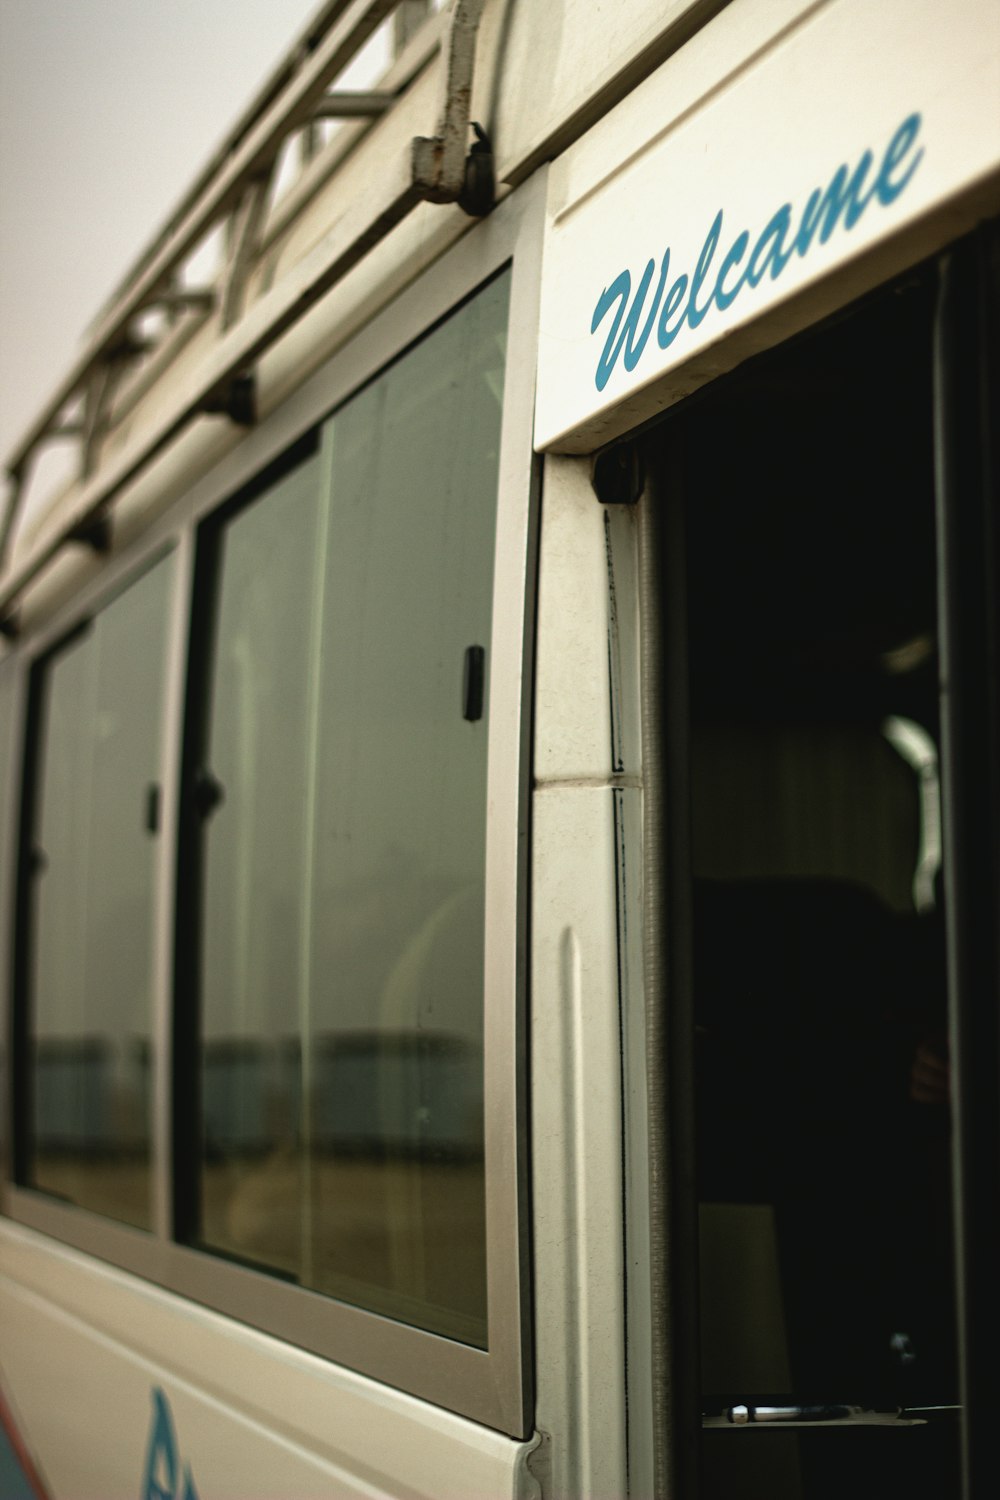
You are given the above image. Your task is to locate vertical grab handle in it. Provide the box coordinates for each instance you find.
[145,783,161,835]
[463,645,485,722]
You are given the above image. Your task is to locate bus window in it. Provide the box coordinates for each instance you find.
[181,270,510,1347]
[663,276,961,1499]
[17,552,175,1230]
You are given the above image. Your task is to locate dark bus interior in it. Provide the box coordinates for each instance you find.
[659,266,980,1499]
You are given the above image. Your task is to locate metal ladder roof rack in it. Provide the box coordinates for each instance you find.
[0,0,492,628]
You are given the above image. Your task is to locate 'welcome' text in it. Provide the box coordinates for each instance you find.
[590,113,924,391]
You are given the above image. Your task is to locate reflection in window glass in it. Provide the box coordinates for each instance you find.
[197,447,322,1279]
[24,553,175,1229]
[196,271,511,1345]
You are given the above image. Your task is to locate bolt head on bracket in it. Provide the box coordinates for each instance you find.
[458,123,494,217]
[413,121,494,215]
[67,514,112,553]
[203,373,256,427]
[592,442,644,505]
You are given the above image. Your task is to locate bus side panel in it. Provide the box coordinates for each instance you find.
[0,1222,528,1500]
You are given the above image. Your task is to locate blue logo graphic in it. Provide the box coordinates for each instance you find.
[590,112,924,391]
[142,1388,200,1500]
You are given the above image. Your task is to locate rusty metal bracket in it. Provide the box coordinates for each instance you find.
[411,0,486,204]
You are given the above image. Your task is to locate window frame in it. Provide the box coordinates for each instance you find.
[1,172,545,1438]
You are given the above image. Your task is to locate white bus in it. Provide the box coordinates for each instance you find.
[1,2,998,1497]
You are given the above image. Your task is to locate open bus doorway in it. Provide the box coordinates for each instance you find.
[642,231,999,1500]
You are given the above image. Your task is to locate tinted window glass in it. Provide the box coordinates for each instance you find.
[193,272,510,1345]
[23,553,174,1228]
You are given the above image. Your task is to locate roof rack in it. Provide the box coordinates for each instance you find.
[0,0,493,628]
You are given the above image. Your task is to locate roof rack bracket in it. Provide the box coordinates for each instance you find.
[82,359,129,480]
[222,172,275,331]
[67,513,111,553]
[411,0,487,204]
[312,90,395,119]
[203,372,256,428]
[151,286,217,317]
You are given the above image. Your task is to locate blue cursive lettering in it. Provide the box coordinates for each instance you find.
[713,230,750,309]
[793,150,875,256]
[746,203,794,287]
[657,272,689,348]
[143,1388,200,1500]
[591,249,671,391]
[874,113,924,204]
[590,111,924,390]
[687,210,724,328]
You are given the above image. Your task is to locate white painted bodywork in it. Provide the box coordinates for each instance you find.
[530,457,649,1500]
[2,0,999,1495]
[0,1221,534,1500]
[536,0,1000,451]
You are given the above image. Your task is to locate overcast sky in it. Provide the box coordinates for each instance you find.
[0,0,326,475]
